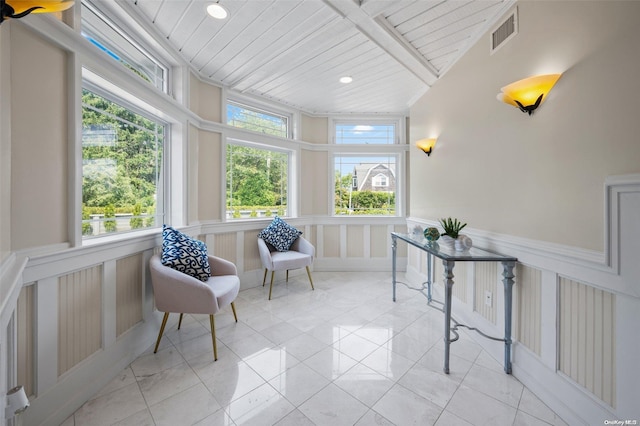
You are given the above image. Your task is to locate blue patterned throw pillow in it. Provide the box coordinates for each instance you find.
[161,225,211,282]
[258,216,302,252]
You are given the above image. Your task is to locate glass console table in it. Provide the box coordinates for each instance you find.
[391,232,517,374]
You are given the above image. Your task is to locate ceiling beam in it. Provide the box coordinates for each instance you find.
[322,0,439,86]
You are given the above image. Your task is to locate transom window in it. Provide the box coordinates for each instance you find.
[81,87,165,237]
[226,142,289,219]
[81,1,168,92]
[227,101,289,138]
[334,122,397,144]
[334,155,397,216]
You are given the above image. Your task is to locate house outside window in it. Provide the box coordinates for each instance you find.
[332,117,403,216]
[334,155,397,216]
[81,87,165,237]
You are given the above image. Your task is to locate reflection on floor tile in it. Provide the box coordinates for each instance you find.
[68,272,564,426]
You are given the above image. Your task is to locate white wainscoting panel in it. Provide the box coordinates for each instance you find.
[558,276,616,408]
[515,263,541,356]
[452,262,468,304]
[58,265,103,376]
[474,262,497,324]
[346,225,365,258]
[213,233,237,265]
[116,254,143,337]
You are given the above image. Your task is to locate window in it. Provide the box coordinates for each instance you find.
[81,1,168,92]
[226,142,289,219]
[227,101,289,138]
[334,122,397,144]
[82,88,165,237]
[334,155,397,216]
[372,174,388,187]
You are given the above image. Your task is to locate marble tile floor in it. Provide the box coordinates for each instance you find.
[63,271,567,426]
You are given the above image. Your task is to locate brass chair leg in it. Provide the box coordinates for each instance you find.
[286,270,289,282]
[154,312,169,353]
[306,266,315,291]
[231,302,238,322]
[269,271,275,300]
[262,268,268,286]
[209,314,218,361]
[178,313,184,330]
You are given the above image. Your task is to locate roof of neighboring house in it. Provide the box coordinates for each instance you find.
[354,163,396,190]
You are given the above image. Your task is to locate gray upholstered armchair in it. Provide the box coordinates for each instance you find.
[149,254,239,360]
[258,236,315,300]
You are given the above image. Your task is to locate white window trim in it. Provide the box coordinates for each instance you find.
[330,152,404,217]
[225,90,298,140]
[81,0,170,94]
[224,137,298,220]
[80,74,171,242]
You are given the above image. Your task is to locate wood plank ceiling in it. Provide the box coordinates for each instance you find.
[126,0,513,114]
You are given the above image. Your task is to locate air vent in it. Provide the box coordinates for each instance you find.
[490,8,518,54]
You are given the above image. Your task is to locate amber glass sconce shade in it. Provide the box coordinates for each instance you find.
[497,74,561,115]
[416,138,437,156]
[1,0,74,24]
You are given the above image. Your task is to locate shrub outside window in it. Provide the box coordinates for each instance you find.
[82,88,165,237]
[334,155,397,216]
[226,142,289,220]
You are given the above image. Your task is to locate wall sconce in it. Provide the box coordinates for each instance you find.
[497,73,561,115]
[4,386,29,419]
[416,138,437,156]
[0,0,74,25]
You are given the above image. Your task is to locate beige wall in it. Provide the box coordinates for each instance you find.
[187,124,199,224]
[301,114,328,144]
[189,72,222,122]
[198,129,222,221]
[0,27,10,259]
[300,149,329,216]
[409,1,640,251]
[10,25,69,250]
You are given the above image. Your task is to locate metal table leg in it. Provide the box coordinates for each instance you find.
[442,260,455,374]
[426,253,432,302]
[392,234,397,302]
[502,260,516,374]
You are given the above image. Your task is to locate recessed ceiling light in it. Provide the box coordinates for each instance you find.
[207,3,228,19]
[339,76,353,84]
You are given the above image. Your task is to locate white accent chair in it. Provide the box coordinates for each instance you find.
[149,254,239,360]
[258,236,315,300]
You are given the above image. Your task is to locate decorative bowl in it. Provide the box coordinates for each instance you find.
[423,227,440,242]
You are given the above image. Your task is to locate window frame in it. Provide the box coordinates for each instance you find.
[81,0,170,94]
[80,78,169,240]
[332,152,402,217]
[329,116,405,145]
[225,93,297,140]
[224,138,295,221]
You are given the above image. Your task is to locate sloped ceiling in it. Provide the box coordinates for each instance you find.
[125,0,514,114]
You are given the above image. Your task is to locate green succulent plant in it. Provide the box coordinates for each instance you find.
[439,217,467,239]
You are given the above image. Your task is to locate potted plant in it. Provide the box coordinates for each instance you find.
[439,217,472,250]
